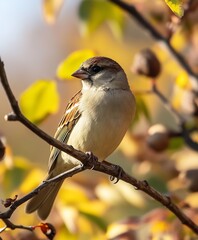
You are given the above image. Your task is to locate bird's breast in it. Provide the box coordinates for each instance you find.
[66,88,135,161]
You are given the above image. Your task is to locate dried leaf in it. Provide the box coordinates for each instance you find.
[1,195,18,208]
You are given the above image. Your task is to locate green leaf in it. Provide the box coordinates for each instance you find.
[80,211,107,232]
[78,0,124,37]
[168,137,184,150]
[57,49,96,80]
[133,96,151,124]
[3,157,31,194]
[164,0,184,18]
[20,80,59,124]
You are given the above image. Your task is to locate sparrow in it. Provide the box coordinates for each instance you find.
[26,56,136,220]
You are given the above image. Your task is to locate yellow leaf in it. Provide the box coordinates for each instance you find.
[56,49,96,80]
[20,80,59,124]
[171,29,187,51]
[20,168,45,193]
[172,72,194,113]
[43,0,63,24]
[175,71,191,89]
[59,183,89,204]
[3,156,32,193]
[185,193,198,208]
[79,0,124,38]
[78,200,107,216]
[164,0,184,18]
[151,220,170,234]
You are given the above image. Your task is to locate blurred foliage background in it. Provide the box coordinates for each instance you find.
[1,0,198,239]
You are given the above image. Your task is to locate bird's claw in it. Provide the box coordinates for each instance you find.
[86,151,98,170]
[110,165,123,184]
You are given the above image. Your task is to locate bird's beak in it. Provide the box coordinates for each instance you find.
[72,68,89,80]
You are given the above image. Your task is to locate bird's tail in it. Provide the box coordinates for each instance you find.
[26,178,64,220]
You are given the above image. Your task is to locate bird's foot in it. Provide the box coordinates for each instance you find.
[86,151,98,170]
[103,161,123,184]
[109,164,124,184]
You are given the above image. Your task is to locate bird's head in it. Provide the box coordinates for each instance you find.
[72,56,130,91]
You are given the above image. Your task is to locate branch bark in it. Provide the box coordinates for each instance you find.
[109,0,198,151]
[108,0,198,91]
[1,58,198,235]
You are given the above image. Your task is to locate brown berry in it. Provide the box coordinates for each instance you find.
[132,48,161,78]
[180,169,198,192]
[146,124,170,152]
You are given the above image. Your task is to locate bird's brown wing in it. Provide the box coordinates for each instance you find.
[48,90,82,172]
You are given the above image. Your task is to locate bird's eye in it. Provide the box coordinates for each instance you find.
[91,65,102,73]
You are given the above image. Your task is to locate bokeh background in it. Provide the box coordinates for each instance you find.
[1,0,198,239]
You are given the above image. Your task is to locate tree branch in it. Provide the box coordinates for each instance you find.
[1,58,198,235]
[0,165,84,219]
[108,0,198,90]
[1,219,33,232]
[135,81,198,151]
[0,60,89,164]
[109,0,198,150]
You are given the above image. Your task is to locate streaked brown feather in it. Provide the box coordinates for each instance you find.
[48,91,82,172]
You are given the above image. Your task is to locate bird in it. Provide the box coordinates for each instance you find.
[26,56,136,220]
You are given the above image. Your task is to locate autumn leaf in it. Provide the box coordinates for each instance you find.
[175,71,191,89]
[79,0,124,37]
[20,80,59,124]
[164,0,184,18]
[56,49,96,80]
[3,157,31,193]
[80,211,107,231]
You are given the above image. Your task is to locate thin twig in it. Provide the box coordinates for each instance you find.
[0,59,198,234]
[0,60,89,164]
[152,83,198,150]
[135,82,198,151]
[0,165,84,219]
[151,82,185,125]
[134,84,184,124]
[2,219,33,232]
[108,0,198,150]
[108,0,198,90]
